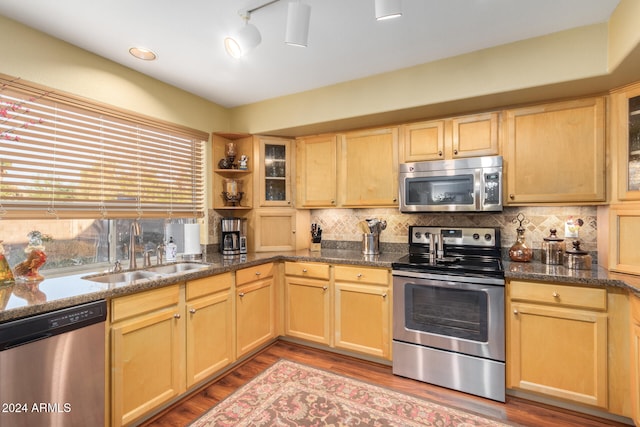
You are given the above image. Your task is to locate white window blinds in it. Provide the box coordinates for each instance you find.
[0,76,207,220]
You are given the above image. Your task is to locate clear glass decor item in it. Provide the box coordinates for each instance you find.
[0,240,15,286]
[509,212,533,262]
[13,230,49,282]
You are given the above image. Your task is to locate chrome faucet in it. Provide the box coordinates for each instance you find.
[129,221,142,270]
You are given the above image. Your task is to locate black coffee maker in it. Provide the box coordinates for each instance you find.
[221,217,244,255]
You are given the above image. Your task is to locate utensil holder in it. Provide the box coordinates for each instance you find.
[362,233,380,255]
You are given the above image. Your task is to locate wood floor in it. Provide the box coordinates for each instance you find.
[140,340,631,427]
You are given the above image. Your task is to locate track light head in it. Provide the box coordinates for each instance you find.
[224,15,262,58]
[375,0,402,21]
[285,1,311,47]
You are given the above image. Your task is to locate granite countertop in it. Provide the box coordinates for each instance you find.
[1,249,639,323]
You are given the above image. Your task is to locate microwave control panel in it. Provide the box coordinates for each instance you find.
[484,173,501,205]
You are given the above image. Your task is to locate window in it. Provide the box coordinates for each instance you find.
[0,74,208,274]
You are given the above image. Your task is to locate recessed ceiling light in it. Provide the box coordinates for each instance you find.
[129,47,157,61]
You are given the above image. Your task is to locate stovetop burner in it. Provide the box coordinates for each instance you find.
[392,226,504,279]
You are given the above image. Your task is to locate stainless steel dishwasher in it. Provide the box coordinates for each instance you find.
[0,300,107,427]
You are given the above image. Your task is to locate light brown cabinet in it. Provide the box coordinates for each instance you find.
[400,112,500,162]
[507,280,608,408]
[334,265,391,359]
[185,273,234,388]
[600,203,640,276]
[503,97,606,204]
[611,82,640,201]
[236,263,277,357]
[339,127,399,207]
[257,136,293,207]
[212,133,254,210]
[110,285,184,426]
[631,294,640,426]
[296,134,338,207]
[284,261,332,345]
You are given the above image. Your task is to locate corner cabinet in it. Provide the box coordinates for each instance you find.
[631,294,640,426]
[507,280,608,409]
[257,136,293,207]
[338,127,399,207]
[611,82,640,201]
[212,133,254,211]
[400,112,500,162]
[503,97,606,204]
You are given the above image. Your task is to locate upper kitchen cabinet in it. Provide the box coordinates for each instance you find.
[611,82,640,201]
[212,133,254,210]
[503,97,606,204]
[296,134,338,208]
[400,112,500,162]
[338,127,399,207]
[256,136,293,207]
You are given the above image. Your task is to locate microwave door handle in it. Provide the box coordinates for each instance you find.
[475,169,482,210]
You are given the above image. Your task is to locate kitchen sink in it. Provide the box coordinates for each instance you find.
[84,270,161,284]
[143,262,210,275]
[82,262,211,284]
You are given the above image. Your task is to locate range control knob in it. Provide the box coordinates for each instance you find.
[484,233,492,241]
[414,232,422,240]
[472,233,480,240]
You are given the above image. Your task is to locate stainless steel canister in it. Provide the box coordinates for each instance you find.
[563,240,592,270]
[541,228,565,265]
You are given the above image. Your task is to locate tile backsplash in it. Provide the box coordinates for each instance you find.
[309,206,597,254]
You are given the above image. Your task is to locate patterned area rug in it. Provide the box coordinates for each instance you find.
[190,359,514,426]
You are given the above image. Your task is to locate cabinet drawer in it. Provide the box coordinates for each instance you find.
[186,272,233,301]
[111,284,180,322]
[334,265,389,285]
[509,280,606,311]
[284,261,330,280]
[236,262,275,286]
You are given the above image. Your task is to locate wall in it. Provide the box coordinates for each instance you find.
[310,206,597,257]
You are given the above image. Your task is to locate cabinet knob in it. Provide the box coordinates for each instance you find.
[552,292,560,298]
[357,273,363,278]
[454,149,458,155]
[438,151,443,156]
[509,194,515,199]
[239,292,245,297]
[513,309,518,315]
[174,313,181,319]
[382,293,387,298]
[322,286,328,291]
[331,200,336,205]
[255,271,261,276]
[302,268,308,273]
[189,308,196,314]
[393,198,397,202]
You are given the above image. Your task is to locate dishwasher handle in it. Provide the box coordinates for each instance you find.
[1,332,53,350]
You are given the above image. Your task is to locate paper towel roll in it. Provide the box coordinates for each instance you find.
[183,223,201,255]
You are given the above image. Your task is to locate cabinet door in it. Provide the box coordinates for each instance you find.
[606,204,640,275]
[258,137,292,207]
[111,307,184,426]
[252,209,297,252]
[334,281,390,359]
[631,296,640,426]
[508,302,607,408]
[285,275,331,345]
[185,289,233,388]
[339,127,399,207]
[452,112,500,158]
[296,134,338,207]
[612,84,640,201]
[236,278,276,357]
[504,97,605,204]
[400,120,445,162]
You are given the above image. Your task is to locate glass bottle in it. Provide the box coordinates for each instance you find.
[509,213,533,262]
[0,240,15,286]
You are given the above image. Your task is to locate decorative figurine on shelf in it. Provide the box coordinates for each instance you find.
[218,142,239,169]
[238,154,248,170]
[13,230,50,282]
[0,240,15,286]
[509,212,533,262]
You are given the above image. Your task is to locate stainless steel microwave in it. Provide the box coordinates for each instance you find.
[399,156,503,213]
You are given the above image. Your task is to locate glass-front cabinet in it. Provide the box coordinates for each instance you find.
[259,137,292,207]
[614,83,640,200]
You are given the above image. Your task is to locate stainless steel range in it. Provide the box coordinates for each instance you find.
[392,226,505,402]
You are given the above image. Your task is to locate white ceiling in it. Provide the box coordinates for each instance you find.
[0,0,620,108]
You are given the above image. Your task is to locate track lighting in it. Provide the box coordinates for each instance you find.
[224,14,262,59]
[285,1,311,47]
[375,0,402,21]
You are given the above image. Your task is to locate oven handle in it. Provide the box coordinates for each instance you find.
[392,270,504,286]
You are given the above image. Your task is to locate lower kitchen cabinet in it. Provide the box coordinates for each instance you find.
[284,261,332,345]
[185,273,234,388]
[334,265,391,359]
[110,285,184,426]
[507,280,608,409]
[631,294,640,426]
[236,263,277,357]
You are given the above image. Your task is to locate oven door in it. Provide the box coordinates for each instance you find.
[393,273,504,361]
